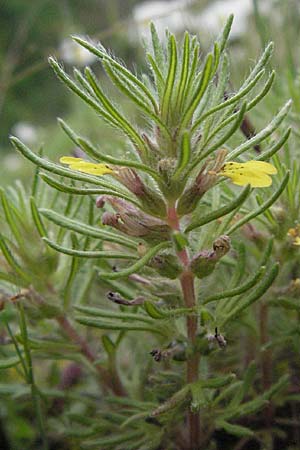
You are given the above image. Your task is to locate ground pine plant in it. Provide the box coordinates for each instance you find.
[1,15,294,450]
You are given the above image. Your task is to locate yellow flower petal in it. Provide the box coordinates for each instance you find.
[59,156,114,176]
[69,162,113,175]
[238,160,277,174]
[221,160,277,187]
[60,156,84,164]
[294,237,300,246]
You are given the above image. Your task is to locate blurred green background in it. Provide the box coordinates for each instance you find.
[0,0,299,184]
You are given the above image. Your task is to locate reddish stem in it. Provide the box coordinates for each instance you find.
[167,205,201,449]
[56,315,126,396]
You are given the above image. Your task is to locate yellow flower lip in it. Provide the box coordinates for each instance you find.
[287,225,300,246]
[59,156,114,176]
[294,237,300,246]
[220,160,277,188]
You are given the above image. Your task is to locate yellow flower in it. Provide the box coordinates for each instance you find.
[220,160,277,187]
[287,225,300,246]
[60,156,114,176]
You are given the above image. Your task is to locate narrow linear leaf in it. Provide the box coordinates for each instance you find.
[77,136,160,180]
[256,127,291,161]
[219,14,234,52]
[161,34,178,122]
[97,241,171,279]
[104,62,171,139]
[72,36,158,111]
[181,42,200,110]
[0,356,21,369]
[75,305,153,324]
[39,208,137,249]
[30,197,47,238]
[185,185,251,232]
[84,67,147,153]
[75,316,165,335]
[10,137,119,190]
[150,386,190,417]
[0,234,30,283]
[42,237,137,260]
[221,263,279,326]
[191,69,266,133]
[227,172,289,235]
[0,189,23,245]
[203,101,247,158]
[82,431,144,449]
[150,22,165,72]
[203,266,266,304]
[216,421,254,438]
[143,301,166,319]
[175,32,190,112]
[181,53,213,129]
[173,131,191,179]
[40,173,141,207]
[228,100,292,160]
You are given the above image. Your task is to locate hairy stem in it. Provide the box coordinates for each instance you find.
[167,205,201,449]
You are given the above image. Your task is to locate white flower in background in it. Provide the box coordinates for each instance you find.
[12,121,38,145]
[132,0,261,41]
[59,37,97,66]
[133,0,193,40]
[197,0,252,40]
[3,154,22,172]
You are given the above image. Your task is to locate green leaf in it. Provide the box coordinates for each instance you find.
[30,197,47,238]
[75,305,153,324]
[204,267,265,304]
[0,189,23,246]
[102,335,116,356]
[173,131,191,179]
[0,355,21,369]
[221,263,279,326]
[181,53,213,129]
[191,69,265,134]
[42,237,137,260]
[150,22,165,73]
[228,100,292,160]
[199,373,236,389]
[97,241,171,280]
[256,127,291,161]
[84,67,148,154]
[219,14,234,52]
[216,421,254,437]
[72,35,158,111]
[10,137,119,189]
[39,208,137,249]
[175,32,190,112]
[40,173,141,208]
[185,185,251,232]
[202,101,247,158]
[227,172,290,235]
[143,301,166,319]
[75,316,165,335]
[0,234,30,283]
[161,34,178,122]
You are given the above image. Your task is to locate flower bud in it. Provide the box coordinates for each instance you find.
[99,196,171,242]
[149,251,182,279]
[177,150,227,216]
[190,235,230,279]
[114,168,167,217]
